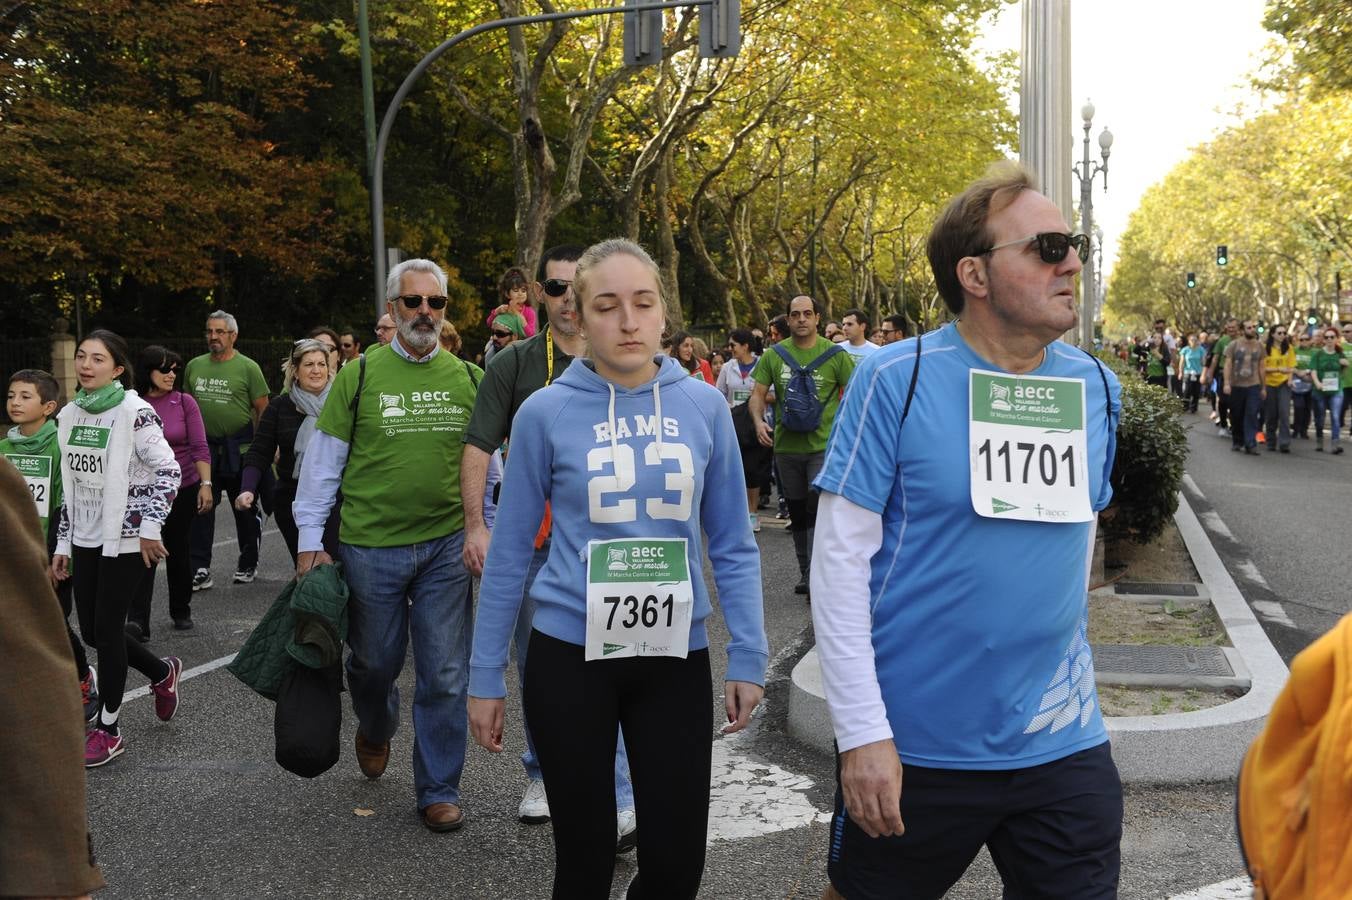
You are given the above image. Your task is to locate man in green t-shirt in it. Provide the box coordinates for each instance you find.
[749,294,855,596]
[293,258,482,833]
[183,310,270,588]
[1203,318,1238,436]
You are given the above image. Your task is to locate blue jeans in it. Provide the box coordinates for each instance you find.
[1314,392,1345,444]
[340,531,472,810]
[1229,384,1261,448]
[515,541,634,811]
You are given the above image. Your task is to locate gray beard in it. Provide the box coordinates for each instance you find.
[397,315,438,354]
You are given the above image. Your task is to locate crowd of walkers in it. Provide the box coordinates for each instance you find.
[1111,317,1352,454]
[10,160,1347,900]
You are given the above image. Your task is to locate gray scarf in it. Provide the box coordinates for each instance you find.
[289,382,331,479]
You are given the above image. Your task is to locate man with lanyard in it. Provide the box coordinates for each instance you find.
[811,162,1123,899]
[1204,318,1238,436]
[183,310,270,589]
[293,259,482,833]
[748,295,855,597]
[460,245,637,849]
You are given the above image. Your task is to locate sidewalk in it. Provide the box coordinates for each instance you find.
[787,491,1289,784]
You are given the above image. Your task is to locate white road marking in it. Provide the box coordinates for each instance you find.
[1197,510,1235,541]
[707,713,831,843]
[1184,479,1295,626]
[123,652,237,703]
[212,527,279,549]
[1168,876,1252,899]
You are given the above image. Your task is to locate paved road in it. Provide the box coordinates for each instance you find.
[83,502,1251,898]
[1180,411,1352,663]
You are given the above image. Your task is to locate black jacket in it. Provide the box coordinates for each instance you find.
[243,393,304,487]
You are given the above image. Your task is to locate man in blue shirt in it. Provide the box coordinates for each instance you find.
[811,161,1123,900]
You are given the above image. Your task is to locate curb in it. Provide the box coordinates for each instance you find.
[787,492,1289,783]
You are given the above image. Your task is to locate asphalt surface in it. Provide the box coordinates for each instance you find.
[83,497,1251,898]
[1179,408,1352,663]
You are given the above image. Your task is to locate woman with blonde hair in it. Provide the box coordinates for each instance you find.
[470,239,766,899]
[235,338,340,561]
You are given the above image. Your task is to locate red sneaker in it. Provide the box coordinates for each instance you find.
[85,727,125,768]
[152,656,183,722]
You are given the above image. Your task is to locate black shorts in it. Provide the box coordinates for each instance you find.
[827,742,1122,900]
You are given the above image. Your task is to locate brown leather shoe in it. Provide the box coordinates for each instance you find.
[354,731,389,779]
[421,802,464,833]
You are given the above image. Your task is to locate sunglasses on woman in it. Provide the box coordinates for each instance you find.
[396,294,449,310]
[981,232,1091,265]
[154,364,181,375]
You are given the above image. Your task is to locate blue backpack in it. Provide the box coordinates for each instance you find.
[772,342,846,432]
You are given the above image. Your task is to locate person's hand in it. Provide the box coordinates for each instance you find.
[1261,387,1267,400]
[296,549,333,578]
[140,537,168,569]
[755,419,774,448]
[463,524,491,577]
[51,553,70,583]
[469,697,505,752]
[1223,384,1231,395]
[494,304,509,317]
[234,491,255,512]
[839,739,905,839]
[197,482,215,514]
[720,681,764,735]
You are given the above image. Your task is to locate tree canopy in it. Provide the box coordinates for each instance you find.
[0,0,1016,346]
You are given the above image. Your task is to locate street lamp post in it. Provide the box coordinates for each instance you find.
[1072,100,1112,349]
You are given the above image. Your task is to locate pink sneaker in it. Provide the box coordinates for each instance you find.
[153,656,183,722]
[85,727,125,768]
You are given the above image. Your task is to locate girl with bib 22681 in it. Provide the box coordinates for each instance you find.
[50,330,185,768]
[469,240,768,900]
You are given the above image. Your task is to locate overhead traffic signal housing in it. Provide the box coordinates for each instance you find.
[1186,272,1197,289]
[1216,245,1229,266]
[623,0,662,65]
[1308,307,1319,326]
[698,0,740,58]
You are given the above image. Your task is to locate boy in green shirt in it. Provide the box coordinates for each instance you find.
[2,369,98,720]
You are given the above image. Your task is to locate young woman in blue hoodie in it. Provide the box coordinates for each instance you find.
[470,239,768,899]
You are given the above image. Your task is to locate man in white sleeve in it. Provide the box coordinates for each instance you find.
[810,161,1124,900]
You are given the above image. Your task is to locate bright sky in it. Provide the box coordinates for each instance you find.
[976,0,1274,279]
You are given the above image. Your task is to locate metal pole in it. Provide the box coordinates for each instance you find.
[370,0,712,314]
[1079,119,1094,350]
[358,0,378,178]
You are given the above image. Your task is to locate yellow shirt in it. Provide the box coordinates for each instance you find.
[1264,345,1296,387]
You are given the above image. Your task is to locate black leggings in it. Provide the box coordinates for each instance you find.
[524,630,712,900]
[72,546,170,715]
[130,487,199,632]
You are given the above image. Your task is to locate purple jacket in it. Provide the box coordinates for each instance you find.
[146,391,209,488]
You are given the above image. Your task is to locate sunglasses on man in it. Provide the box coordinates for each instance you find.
[395,294,449,310]
[491,329,514,339]
[541,278,573,297]
[981,232,1091,265]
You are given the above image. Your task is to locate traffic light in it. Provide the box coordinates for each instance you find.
[1216,245,1228,266]
[623,0,662,66]
[1307,307,1319,326]
[1186,272,1197,289]
[1256,322,1266,335]
[698,0,740,58]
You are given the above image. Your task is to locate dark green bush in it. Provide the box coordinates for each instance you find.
[1103,366,1189,545]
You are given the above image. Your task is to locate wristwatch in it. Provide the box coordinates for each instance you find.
[201,481,213,488]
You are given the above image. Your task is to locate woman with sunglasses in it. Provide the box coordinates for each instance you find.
[470,239,766,899]
[234,339,340,562]
[51,330,183,767]
[1261,326,1296,452]
[128,346,212,637]
[1311,329,1346,453]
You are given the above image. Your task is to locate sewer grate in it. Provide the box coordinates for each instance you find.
[1092,643,1233,678]
[1114,582,1200,597]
